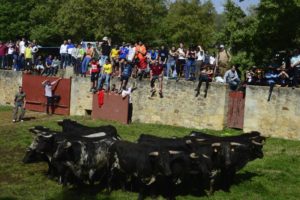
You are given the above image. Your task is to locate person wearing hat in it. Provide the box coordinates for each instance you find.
[216,44,231,77]
[99,37,111,67]
[12,86,26,122]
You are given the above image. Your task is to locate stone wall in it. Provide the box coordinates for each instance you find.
[131,80,229,130]
[0,71,22,106]
[1,71,300,139]
[70,76,93,116]
[244,85,300,140]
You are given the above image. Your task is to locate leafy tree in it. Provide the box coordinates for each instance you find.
[162,0,217,48]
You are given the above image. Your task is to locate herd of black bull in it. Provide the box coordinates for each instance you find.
[23,119,266,200]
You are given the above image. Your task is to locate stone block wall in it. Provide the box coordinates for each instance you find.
[0,71,22,106]
[131,80,229,130]
[244,85,300,140]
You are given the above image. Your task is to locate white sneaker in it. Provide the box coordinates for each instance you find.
[12,120,16,123]
[20,120,24,122]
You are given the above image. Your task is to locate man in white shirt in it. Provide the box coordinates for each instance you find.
[42,78,62,115]
[60,40,68,69]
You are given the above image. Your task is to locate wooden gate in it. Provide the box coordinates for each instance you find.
[227,91,245,129]
[22,74,71,115]
[92,92,129,124]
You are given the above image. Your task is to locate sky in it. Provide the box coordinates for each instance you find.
[211,0,260,13]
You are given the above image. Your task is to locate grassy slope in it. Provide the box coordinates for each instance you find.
[0,107,299,200]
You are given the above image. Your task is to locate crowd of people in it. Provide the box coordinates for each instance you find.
[2,37,300,99]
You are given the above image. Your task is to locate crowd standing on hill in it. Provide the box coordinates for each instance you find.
[1,37,300,99]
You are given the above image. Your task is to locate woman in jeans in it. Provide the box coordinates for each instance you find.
[166,46,177,79]
[81,43,94,77]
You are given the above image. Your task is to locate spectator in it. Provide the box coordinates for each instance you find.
[149,48,158,64]
[185,46,196,81]
[7,41,14,69]
[13,41,19,71]
[42,55,52,76]
[119,59,132,92]
[166,46,177,79]
[42,78,62,115]
[216,44,231,76]
[67,39,75,66]
[195,65,213,97]
[99,37,111,67]
[51,56,60,76]
[19,38,26,70]
[31,39,38,65]
[89,58,100,92]
[24,43,33,73]
[195,45,205,80]
[12,86,26,123]
[73,44,84,76]
[121,86,136,123]
[98,59,112,92]
[110,45,119,76]
[277,68,289,87]
[59,40,68,69]
[224,65,240,90]
[127,43,136,63]
[81,43,94,77]
[159,45,168,78]
[136,41,147,80]
[0,41,8,69]
[35,55,44,74]
[265,65,278,101]
[290,49,300,88]
[118,42,129,77]
[176,43,186,79]
[150,60,164,98]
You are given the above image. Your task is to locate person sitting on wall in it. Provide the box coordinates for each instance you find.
[119,59,132,93]
[150,60,164,98]
[42,78,62,115]
[224,65,240,91]
[12,86,26,123]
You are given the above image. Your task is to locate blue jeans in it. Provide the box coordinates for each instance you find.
[98,74,111,90]
[60,53,68,69]
[0,56,5,69]
[185,59,195,80]
[13,54,19,70]
[166,59,176,78]
[99,55,108,67]
[81,57,91,74]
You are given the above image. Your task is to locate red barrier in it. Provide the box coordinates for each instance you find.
[92,92,129,124]
[227,91,245,129]
[22,74,71,115]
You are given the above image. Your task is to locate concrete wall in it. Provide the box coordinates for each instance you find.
[244,85,300,140]
[0,71,22,106]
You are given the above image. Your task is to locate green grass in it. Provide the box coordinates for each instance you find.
[0,106,300,200]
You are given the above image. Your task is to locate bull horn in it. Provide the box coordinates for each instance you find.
[252,140,263,146]
[64,141,72,148]
[146,176,156,185]
[189,153,199,159]
[202,154,210,159]
[211,143,221,147]
[230,142,242,146]
[40,134,53,138]
[169,150,181,155]
[196,138,206,142]
[185,139,192,144]
[149,151,159,156]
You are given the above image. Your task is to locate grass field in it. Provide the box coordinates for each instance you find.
[0,106,300,200]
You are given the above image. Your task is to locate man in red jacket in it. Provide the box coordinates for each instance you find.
[150,60,164,98]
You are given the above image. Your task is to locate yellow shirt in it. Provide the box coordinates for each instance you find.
[25,47,32,59]
[111,48,119,58]
[103,64,112,74]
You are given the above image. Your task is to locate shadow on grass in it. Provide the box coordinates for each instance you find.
[23,116,36,121]
[46,184,113,200]
[233,171,260,186]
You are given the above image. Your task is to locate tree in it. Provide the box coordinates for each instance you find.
[162,0,217,48]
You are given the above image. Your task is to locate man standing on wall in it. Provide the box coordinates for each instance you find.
[12,86,26,123]
[42,78,62,115]
[216,44,231,76]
